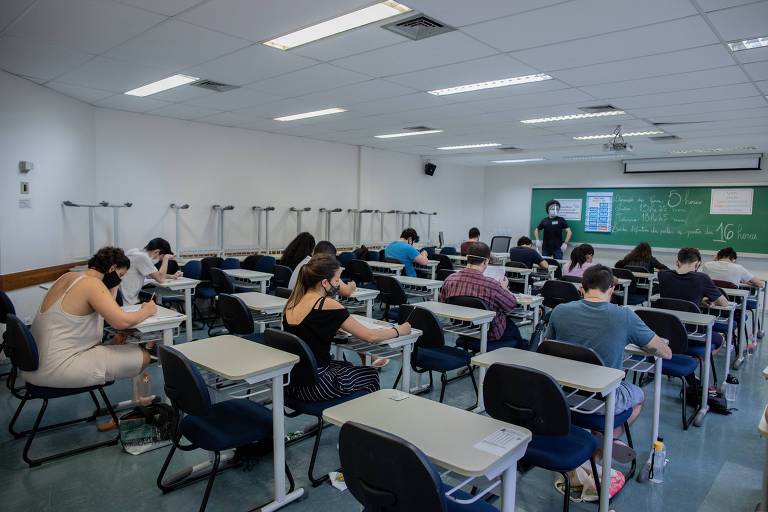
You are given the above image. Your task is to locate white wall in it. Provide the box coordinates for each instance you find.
[483,159,768,273]
[0,71,95,318]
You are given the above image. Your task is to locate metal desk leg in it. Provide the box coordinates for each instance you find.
[638,355,663,482]
[401,343,412,393]
[735,297,747,369]
[648,281,653,305]
[533,304,540,327]
[501,463,517,512]
[623,284,629,307]
[432,288,439,301]
[366,299,373,318]
[261,375,304,512]
[163,328,173,347]
[260,280,268,294]
[184,288,193,342]
[474,323,489,413]
[759,285,766,338]
[722,308,734,390]
[694,324,713,427]
[599,390,616,512]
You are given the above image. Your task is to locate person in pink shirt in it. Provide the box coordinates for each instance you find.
[562,244,597,278]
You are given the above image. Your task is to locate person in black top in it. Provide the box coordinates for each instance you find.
[508,236,549,269]
[534,200,572,259]
[658,247,728,308]
[615,242,669,272]
[283,254,411,401]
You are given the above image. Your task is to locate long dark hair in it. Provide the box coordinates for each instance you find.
[624,242,652,263]
[281,232,316,270]
[568,244,594,271]
[285,254,340,311]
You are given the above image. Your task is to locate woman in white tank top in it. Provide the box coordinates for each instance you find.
[23,247,158,388]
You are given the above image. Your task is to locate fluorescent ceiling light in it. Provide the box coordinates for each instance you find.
[125,74,199,97]
[374,130,443,139]
[491,158,545,163]
[727,36,768,52]
[573,130,664,140]
[670,146,757,154]
[520,110,625,124]
[264,1,411,50]
[427,74,552,96]
[565,154,627,160]
[274,107,347,121]
[437,143,502,150]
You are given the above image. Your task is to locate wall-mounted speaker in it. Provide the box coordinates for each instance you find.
[424,162,437,176]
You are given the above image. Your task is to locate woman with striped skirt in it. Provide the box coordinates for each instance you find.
[283,254,412,401]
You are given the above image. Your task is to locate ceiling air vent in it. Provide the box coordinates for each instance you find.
[403,125,436,131]
[499,146,523,153]
[383,14,455,40]
[190,80,240,93]
[578,105,620,113]
[649,135,681,142]
[652,121,709,126]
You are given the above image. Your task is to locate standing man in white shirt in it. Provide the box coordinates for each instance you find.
[121,238,182,305]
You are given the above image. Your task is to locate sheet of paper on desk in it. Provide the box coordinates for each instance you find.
[122,305,141,313]
[354,317,388,330]
[483,265,505,281]
[474,427,525,456]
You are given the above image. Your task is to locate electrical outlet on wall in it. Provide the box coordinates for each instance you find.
[20,181,30,194]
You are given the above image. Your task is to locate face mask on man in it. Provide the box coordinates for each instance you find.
[548,207,559,218]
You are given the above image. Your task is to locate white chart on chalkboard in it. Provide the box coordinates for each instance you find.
[585,192,613,232]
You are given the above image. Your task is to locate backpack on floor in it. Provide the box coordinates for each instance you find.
[119,404,177,455]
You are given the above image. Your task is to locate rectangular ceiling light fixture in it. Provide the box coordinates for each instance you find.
[437,143,501,150]
[374,129,443,138]
[573,130,663,140]
[520,110,625,124]
[427,74,552,96]
[670,146,757,154]
[727,36,768,52]
[264,1,412,50]
[125,74,199,97]
[491,158,544,163]
[274,107,347,121]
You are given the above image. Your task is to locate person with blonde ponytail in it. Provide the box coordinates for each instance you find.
[283,254,411,401]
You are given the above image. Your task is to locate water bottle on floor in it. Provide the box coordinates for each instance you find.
[724,374,740,403]
[133,371,153,406]
[650,439,666,483]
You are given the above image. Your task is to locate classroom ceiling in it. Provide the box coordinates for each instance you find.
[2,0,768,166]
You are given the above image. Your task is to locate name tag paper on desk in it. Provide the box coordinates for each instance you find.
[474,428,525,456]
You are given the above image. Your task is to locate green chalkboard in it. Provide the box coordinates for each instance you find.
[530,186,768,254]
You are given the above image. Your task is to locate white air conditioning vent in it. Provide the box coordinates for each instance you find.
[191,80,240,93]
[578,105,620,113]
[383,14,455,40]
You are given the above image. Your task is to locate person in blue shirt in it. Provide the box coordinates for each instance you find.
[384,228,430,277]
[546,265,671,439]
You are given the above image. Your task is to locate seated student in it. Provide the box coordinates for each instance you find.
[508,236,549,269]
[562,243,596,278]
[283,254,411,400]
[288,240,357,297]
[658,248,729,308]
[24,247,157,388]
[384,228,430,277]
[546,265,672,436]
[280,232,316,270]
[702,247,765,289]
[121,238,181,306]
[615,242,669,272]
[460,227,481,256]
[440,242,524,347]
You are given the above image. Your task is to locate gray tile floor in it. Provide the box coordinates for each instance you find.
[1,312,766,511]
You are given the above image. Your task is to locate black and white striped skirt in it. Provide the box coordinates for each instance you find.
[288,359,380,402]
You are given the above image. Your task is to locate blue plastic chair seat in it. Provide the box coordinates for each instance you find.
[181,400,273,451]
[27,382,111,399]
[416,346,470,372]
[686,333,723,357]
[572,406,633,431]
[196,286,217,299]
[385,306,400,322]
[441,484,498,512]
[661,354,699,377]
[456,336,518,353]
[286,390,368,418]
[712,322,730,334]
[523,426,598,472]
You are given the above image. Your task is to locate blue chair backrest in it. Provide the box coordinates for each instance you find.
[255,255,276,274]
[4,314,39,372]
[200,257,223,281]
[264,329,318,387]
[222,258,240,270]
[0,290,17,324]
[182,260,202,280]
[338,252,354,267]
[365,251,380,262]
[423,246,436,257]
[217,294,254,335]
[635,309,689,354]
[439,246,457,256]
[158,345,212,416]
[242,254,263,271]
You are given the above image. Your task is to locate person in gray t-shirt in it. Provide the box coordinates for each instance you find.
[546,265,671,437]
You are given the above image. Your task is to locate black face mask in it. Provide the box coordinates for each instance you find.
[324,282,341,297]
[103,271,122,289]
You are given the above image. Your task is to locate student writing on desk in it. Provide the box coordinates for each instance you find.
[384,228,430,277]
[702,246,765,291]
[562,244,597,278]
[614,242,668,272]
[283,255,410,400]
[508,236,548,269]
[121,237,182,306]
[288,240,356,296]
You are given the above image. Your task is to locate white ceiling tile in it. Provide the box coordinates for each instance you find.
[178,0,372,42]
[6,0,165,54]
[55,56,170,92]
[113,0,207,16]
[148,103,223,120]
[331,31,497,77]
[0,35,93,81]
[580,66,750,98]
[705,1,768,41]
[197,111,253,127]
[292,79,418,106]
[183,86,283,110]
[350,92,451,115]
[756,80,768,94]
[248,63,372,98]
[105,20,251,72]
[0,0,34,32]
[93,94,171,113]
[385,54,537,91]
[733,45,768,64]
[607,83,762,109]
[553,45,735,87]
[648,106,768,123]
[697,0,763,11]
[462,0,698,52]
[183,44,318,86]
[465,87,596,113]
[45,81,115,103]
[148,84,215,103]
[627,96,768,119]
[744,61,768,81]
[290,23,406,61]
[403,0,568,27]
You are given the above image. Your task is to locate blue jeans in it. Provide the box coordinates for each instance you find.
[542,247,563,259]
[494,320,526,349]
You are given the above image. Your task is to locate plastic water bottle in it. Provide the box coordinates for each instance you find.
[724,374,740,403]
[650,439,666,483]
[133,372,153,405]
